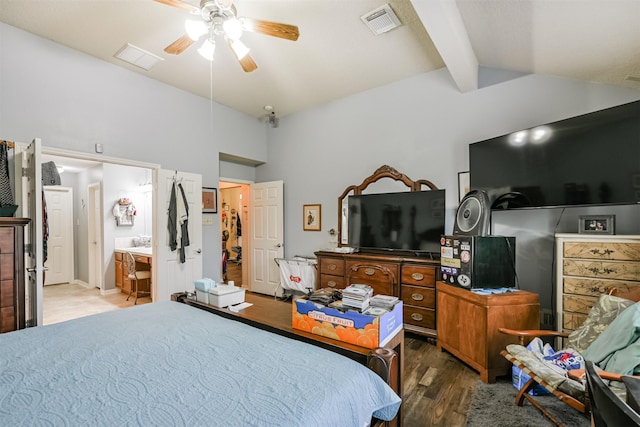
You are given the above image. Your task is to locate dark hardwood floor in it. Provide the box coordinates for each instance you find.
[403,334,479,426]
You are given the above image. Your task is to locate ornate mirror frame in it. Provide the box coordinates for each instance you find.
[338,165,438,246]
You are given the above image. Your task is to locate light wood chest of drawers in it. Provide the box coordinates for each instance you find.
[555,233,640,332]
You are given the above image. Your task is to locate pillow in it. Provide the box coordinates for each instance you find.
[567,294,634,354]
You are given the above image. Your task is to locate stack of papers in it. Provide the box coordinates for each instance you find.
[369,294,399,311]
[342,284,373,311]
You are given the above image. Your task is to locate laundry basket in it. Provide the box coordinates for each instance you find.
[275,257,317,300]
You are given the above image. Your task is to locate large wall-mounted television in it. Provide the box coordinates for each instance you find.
[469,100,640,209]
[347,190,445,256]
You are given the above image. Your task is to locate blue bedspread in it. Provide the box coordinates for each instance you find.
[0,301,400,426]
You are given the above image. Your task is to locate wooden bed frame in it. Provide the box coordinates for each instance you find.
[173,292,403,426]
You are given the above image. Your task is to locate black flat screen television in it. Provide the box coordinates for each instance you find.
[469,100,640,209]
[347,190,445,256]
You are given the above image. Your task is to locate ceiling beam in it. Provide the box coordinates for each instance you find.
[410,0,478,92]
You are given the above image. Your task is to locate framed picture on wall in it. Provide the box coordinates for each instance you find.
[202,187,217,214]
[303,204,321,231]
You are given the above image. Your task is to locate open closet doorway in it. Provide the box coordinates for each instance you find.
[219,181,250,288]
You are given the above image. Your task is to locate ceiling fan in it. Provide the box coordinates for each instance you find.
[154,0,300,72]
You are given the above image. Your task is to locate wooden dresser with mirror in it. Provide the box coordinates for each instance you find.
[316,165,441,338]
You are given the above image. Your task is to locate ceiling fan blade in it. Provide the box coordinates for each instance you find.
[153,0,200,13]
[238,54,258,73]
[164,34,195,55]
[242,18,299,41]
[226,38,257,72]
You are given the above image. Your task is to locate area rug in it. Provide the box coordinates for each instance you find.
[465,378,590,427]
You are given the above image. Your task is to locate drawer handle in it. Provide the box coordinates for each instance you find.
[364,268,375,276]
[411,313,423,322]
[411,293,424,301]
[411,272,424,281]
[328,264,337,271]
[327,281,337,288]
[587,267,617,276]
[589,248,615,258]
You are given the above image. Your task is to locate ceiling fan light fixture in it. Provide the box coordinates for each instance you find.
[185,19,208,41]
[223,18,243,40]
[198,39,216,61]
[230,39,250,60]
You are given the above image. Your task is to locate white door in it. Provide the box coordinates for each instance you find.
[43,187,73,285]
[155,169,203,301]
[87,183,102,289]
[15,139,44,326]
[249,180,284,296]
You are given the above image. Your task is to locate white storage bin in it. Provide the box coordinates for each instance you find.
[208,285,245,308]
[195,289,209,304]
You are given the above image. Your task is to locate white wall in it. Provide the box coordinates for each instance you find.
[256,67,640,258]
[0,22,268,280]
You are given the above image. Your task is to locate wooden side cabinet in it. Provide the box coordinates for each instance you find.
[0,218,30,334]
[436,281,539,383]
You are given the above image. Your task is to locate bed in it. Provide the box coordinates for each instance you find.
[0,300,401,426]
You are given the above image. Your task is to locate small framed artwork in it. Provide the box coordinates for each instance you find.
[202,187,217,214]
[578,215,615,235]
[303,204,321,231]
[458,171,470,202]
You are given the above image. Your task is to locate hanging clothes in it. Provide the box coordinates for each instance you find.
[167,180,177,251]
[167,178,190,264]
[41,161,61,186]
[236,212,242,237]
[42,190,49,264]
[0,142,14,206]
[177,182,190,263]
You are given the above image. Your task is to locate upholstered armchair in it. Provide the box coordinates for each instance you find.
[499,292,640,426]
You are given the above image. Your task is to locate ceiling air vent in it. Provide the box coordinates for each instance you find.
[361,4,402,35]
[114,43,163,71]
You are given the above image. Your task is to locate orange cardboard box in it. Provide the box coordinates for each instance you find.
[292,299,403,349]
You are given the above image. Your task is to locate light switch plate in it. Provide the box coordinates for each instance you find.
[202,215,214,225]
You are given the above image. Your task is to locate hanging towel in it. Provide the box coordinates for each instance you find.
[41,161,61,186]
[0,142,14,206]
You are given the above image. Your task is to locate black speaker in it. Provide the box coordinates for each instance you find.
[440,235,516,289]
[453,190,491,236]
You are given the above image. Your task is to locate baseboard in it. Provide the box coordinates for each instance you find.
[73,280,92,289]
[101,288,122,296]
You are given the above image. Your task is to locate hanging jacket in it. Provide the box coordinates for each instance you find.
[168,181,177,251]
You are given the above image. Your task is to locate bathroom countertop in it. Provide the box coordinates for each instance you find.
[115,247,153,257]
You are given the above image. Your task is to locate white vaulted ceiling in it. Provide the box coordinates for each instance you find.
[1,0,638,119]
